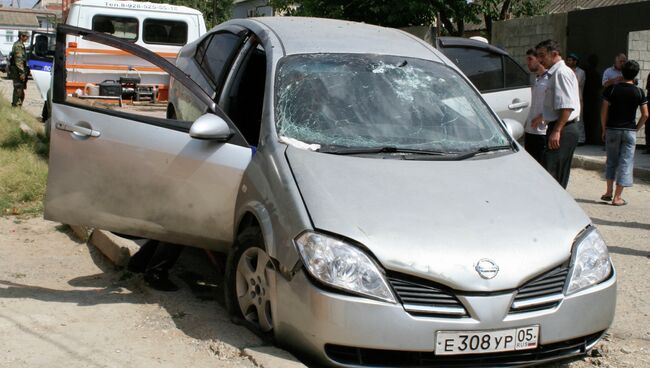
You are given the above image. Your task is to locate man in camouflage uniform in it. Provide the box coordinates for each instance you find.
[9,31,29,107]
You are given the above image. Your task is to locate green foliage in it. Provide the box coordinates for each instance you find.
[270,0,434,28]
[145,0,234,27]
[271,0,549,36]
[0,97,48,217]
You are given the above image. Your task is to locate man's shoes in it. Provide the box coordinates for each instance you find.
[144,271,179,292]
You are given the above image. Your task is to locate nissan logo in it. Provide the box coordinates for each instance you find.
[475,259,499,279]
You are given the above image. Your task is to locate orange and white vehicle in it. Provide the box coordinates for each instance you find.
[60,0,206,102]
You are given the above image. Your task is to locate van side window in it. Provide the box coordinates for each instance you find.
[143,19,188,45]
[92,15,138,41]
[443,47,503,92]
[195,32,243,91]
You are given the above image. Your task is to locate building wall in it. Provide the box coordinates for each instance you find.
[232,0,272,19]
[492,13,568,66]
[628,30,649,142]
[0,30,19,56]
[629,30,650,93]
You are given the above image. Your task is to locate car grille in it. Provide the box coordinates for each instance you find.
[509,266,569,314]
[387,274,468,318]
[324,331,604,367]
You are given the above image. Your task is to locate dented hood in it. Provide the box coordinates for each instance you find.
[285,146,591,291]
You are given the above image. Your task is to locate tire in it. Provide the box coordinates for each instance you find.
[225,227,275,334]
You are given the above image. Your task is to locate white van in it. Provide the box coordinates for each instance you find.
[35,0,206,105]
[65,0,206,101]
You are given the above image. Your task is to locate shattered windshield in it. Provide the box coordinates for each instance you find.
[275,54,511,153]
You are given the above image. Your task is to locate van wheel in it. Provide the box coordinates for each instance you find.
[226,227,274,334]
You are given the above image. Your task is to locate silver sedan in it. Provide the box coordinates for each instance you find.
[45,18,615,367]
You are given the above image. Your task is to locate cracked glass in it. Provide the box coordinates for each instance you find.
[275,54,510,153]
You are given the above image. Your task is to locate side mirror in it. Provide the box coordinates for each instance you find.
[189,113,232,141]
[502,118,524,141]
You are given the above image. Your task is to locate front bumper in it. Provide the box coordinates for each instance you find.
[274,268,616,367]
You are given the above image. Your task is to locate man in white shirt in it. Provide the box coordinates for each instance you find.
[523,48,548,165]
[602,53,626,87]
[535,39,581,188]
[566,53,586,144]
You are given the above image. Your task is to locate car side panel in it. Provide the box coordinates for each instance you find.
[45,103,252,250]
[482,86,531,125]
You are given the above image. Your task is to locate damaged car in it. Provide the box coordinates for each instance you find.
[46,18,615,367]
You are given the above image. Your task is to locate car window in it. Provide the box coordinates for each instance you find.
[219,38,267,145]
[196,32,244,91]
[504,55,530,89]
[92,15,138,41]
[442,47,503,92]
[143,19,187,45]
[275,54,510,153]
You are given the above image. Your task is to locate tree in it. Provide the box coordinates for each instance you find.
[477,0,549,38]
[270,0,548,38]
[146,0,234,27]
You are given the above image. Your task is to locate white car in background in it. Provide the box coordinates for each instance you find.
[436,37,532,127]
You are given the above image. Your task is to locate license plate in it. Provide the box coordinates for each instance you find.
[435,325,539,355]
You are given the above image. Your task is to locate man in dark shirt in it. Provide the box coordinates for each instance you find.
[600,60,648,205]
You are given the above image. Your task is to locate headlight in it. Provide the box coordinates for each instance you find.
[566,228,612,295]
[295,231,396,303]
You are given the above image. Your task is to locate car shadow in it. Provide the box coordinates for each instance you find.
[573,198,611,205]
[606,245,650,258]
[590,217,650,231]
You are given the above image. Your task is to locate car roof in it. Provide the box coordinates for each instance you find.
[244,17,443,62]
[437,36,508,56]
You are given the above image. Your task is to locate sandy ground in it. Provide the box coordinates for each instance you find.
[0,219,264,368]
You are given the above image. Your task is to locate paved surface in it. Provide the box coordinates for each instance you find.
[573,144,650,181]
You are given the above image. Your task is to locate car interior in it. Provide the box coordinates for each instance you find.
[220,41,266,146]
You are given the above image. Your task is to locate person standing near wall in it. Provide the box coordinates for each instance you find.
[535,39,581,189]
[602,53,627,88]
[566,53,586,145]
[523,48,548,165]
[9,31,29,107]
[600,60,648,205]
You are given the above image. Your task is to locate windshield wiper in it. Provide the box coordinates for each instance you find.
[454,144,514,160]
[319,146,448,156]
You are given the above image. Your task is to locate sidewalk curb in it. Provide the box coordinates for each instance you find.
[88,229,140,267]
[572,155,650,181]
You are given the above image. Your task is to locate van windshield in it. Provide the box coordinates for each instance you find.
[274,54,511,152]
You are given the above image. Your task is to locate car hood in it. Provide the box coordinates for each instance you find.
[285,146,591,291]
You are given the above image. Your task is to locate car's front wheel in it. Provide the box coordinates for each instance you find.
[226,228,275,334]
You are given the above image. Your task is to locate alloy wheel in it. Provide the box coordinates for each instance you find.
[235,247,274,332]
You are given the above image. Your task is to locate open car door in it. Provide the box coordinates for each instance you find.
[44,25,253,250]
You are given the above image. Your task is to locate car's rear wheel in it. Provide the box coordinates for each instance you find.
[227,227,274,333]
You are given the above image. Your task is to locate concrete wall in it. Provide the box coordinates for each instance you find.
[629,30,650,93]
[232,0,272,19]
[492,13,568,66]
[628,30,649,142]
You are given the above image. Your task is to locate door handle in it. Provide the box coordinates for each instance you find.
[55,122,101,138]
[508,101,530,110]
